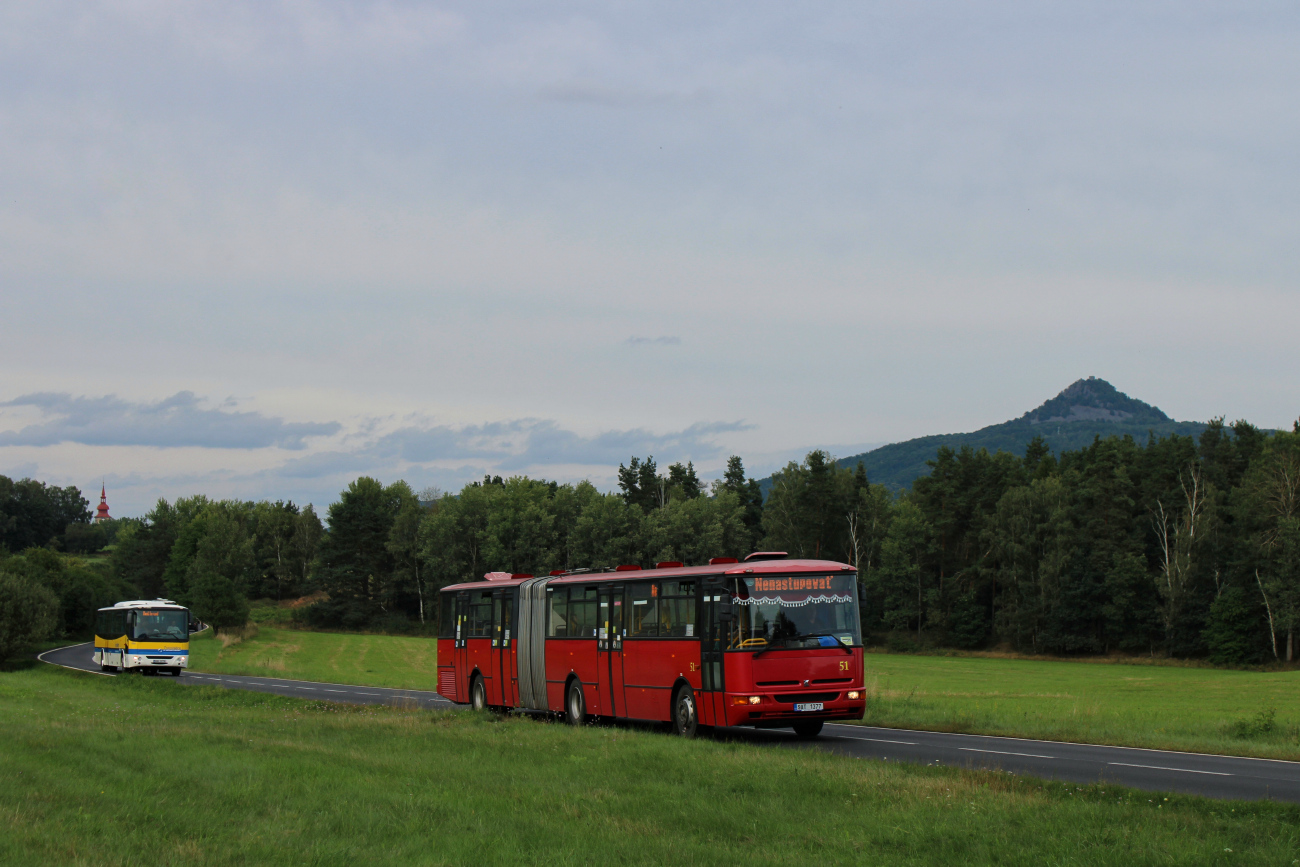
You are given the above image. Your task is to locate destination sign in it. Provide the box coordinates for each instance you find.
[753,576,849,593]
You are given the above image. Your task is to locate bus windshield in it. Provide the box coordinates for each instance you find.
[731,574,861,650]
[132,610,189,642]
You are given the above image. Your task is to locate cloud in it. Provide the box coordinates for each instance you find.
[367,418,752,471]
[625,336,682,346]
[0,392,341,450]
[1,461,39,480]
[537,83,707,108]
[84,417,757,516]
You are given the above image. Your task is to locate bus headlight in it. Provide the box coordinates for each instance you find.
[732,696,762,706]
[847,691,861,700]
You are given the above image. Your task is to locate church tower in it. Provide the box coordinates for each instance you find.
[94,483,111,523]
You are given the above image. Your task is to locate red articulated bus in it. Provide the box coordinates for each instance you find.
[435,552,865,737]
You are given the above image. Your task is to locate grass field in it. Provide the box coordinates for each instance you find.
[860,652,1300,760]
[187,627,1300,760]
[187,626,439,691]
[5,665,1300,866]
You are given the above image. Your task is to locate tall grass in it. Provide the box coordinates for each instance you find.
[3,665,1299,866]
[188,626,439,690]
[859,653,1300,759]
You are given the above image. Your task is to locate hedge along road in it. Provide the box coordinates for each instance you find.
[39,642,1300,803]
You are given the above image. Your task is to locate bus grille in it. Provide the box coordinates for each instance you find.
[772,692,838,703]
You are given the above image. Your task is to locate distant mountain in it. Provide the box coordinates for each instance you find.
[767,378,1207,493]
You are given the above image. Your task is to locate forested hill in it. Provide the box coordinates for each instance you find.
[823,377,1204,491]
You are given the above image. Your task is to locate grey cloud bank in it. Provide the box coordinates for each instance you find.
[625,336,682,346]
[0,390,752,515]
[0,393,340,450]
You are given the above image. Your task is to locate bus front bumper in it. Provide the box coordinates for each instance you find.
[125,654,187,668]
[722,692,866,727]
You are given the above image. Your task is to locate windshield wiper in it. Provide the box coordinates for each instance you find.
[752,633,852,658]
[801,633,854,654]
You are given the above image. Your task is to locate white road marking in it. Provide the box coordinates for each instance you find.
[358,692,382,696]
[824,723,1300,767]
[960,748,1056,759]
[296,687,316,691]
[324,689,346,693]
[836,735,919,746]
[1108,762,1231,776]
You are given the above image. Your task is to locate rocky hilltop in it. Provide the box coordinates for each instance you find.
[770,378,1204,492]
[1021,377,1172,426]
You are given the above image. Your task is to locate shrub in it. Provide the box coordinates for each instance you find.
[1202,586,1269,665]
[0,570,59,660]
[188,564,250,632]
[1228,708,1278,739]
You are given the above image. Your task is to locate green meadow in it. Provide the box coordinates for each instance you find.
[5,664,1300,866]
[187,626,440,691]
[186,626,1300,760]
[859,652,1300,760]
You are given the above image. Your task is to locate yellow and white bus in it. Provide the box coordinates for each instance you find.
[94,600,192,676]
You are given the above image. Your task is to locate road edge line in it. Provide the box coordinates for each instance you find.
[37,642,114,677]
[824,723,1300,766]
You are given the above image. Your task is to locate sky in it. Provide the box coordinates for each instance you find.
[2,1,1298,517]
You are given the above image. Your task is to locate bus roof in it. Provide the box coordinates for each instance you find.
[97,599,188,611]
[440,558,855,593]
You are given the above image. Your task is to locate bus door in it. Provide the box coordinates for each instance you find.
[699,578,728,726]
[597,584,626,718]
[454,593,469,703]
[492,590,516,708]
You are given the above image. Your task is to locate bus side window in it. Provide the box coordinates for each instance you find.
[573,587,597,638]
[565,586,581,636]
[660,581,696,637]
[628,582,658,637]
[469,591,493,637]
[548,587,568,637]
[439,595,455,639]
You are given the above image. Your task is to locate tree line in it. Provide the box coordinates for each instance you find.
[2,417,1298,666]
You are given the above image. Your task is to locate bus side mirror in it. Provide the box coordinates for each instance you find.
[718,599,734,622]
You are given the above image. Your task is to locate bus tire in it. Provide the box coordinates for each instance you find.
[565,680,586,726]
[672,685,699,738]
[792,720,824,738]
[100,664,116,673]
[470,674,488,712]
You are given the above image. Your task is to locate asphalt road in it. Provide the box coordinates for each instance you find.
[39,642,454,710]
[41,642,1300,803]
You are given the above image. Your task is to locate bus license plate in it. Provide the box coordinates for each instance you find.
[794,702,824,712]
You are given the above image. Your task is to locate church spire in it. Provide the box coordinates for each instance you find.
[94,481,111,523]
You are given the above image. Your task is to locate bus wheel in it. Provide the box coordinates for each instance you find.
[100,664,116,673]
[792,720,824,738]
[470,675,488,712]
[565,681,586,726]
[673,685,698,738]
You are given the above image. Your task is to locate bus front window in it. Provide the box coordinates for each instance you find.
[730,574,861,650]
[132,610,189,642]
